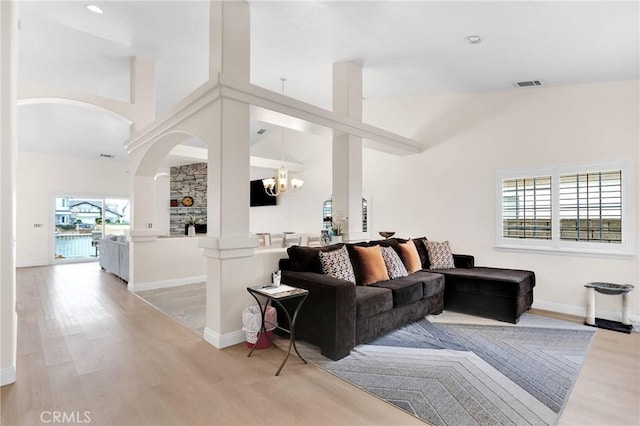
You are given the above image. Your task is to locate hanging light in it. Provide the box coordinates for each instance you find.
[263,78,304,197]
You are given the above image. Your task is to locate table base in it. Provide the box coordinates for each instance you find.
[585,318,633,334]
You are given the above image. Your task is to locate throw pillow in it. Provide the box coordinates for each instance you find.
[380,246,408,279]
[318,245,356,283]
[396,241,422,274]
[288,244,343,273]
[424,240,455,269]
[353,245,390,285]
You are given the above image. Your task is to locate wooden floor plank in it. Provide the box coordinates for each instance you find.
[1,263,638,426]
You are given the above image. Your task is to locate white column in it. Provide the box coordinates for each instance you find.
[201,0,256,348]
[0,0,18,385]
[332,61,367,242]
[130,175,156,231]
[586,287,596,326]
[209,0,250,84]
[130,56,156,131]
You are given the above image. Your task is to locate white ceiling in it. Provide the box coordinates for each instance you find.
[16,1,639,164]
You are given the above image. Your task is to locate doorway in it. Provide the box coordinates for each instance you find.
[54,196,130,262]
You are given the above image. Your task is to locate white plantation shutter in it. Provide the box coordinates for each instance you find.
[502,176,552,240]
[559,170,622,243]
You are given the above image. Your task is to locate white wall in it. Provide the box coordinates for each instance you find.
[249,130,332,236]
[16,151,129,266]
[362,80,639,320]
[130,236,206,291]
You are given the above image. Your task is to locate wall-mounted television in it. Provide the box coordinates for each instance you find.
[250,179,277,207]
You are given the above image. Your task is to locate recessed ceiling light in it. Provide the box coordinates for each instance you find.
[464,35,482,45]
[86,4,103,14]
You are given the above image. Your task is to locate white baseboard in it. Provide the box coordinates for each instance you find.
[129,275,207,292]
[16,259,49,268]
[1,366,16,386]
[533,299,639,325]
[203,327,246,349]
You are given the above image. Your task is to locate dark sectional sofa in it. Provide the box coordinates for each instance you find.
[279,237,535,361]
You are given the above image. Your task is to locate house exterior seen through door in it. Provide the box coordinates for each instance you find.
[54,196,130,262]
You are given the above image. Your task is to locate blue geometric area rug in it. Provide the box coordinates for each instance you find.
[308,313,596,426]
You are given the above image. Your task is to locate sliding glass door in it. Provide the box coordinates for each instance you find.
[54,196,130,262]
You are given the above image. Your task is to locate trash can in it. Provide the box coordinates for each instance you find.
[242,305,277,349]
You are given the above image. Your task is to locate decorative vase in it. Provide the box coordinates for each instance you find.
[188,225,196,237]
[332,235,343,243]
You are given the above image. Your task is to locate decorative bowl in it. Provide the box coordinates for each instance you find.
[379,231,396,239]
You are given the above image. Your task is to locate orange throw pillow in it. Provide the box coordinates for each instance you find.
[397,241,422,274]
[353,245,390,285]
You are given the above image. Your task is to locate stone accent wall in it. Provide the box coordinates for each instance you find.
[170,162,207,236]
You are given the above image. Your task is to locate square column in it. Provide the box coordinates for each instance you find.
[332,61,367,241]
[1,0,18,386]
[201,0,256,348]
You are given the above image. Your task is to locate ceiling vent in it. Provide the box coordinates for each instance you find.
[99,153,115,158]
[514,80,543,88]
[257,129,267,134]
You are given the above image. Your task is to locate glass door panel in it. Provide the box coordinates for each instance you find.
[54,197,103,260]
[103,198,130,236]
[54,196,130,263]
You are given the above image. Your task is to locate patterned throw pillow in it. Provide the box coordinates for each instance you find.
[396,241,422,274]
[380,246,408,279]
[318,245,356,283]
[424,240,455,269]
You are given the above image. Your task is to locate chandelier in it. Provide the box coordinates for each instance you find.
[262,78,304,197]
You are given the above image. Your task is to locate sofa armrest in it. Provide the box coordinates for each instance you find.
[453,254,475,269]
[281,271,356,360]
[279,258,292,271]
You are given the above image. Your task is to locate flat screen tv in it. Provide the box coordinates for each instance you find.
[250,179,277,207]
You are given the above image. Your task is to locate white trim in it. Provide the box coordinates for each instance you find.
[129,275,206,292]
[1,366,16,386]
[16,259,50,268]
[533,299,639,325]
[203,327,246,349]
[495,245,636,260]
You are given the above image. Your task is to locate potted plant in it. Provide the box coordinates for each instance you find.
[185,215,199,237]
[331,211,347,243]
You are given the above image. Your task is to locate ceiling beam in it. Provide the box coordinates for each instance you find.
[125,76,424,156]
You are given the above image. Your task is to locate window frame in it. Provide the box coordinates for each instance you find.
[496,161,634,257]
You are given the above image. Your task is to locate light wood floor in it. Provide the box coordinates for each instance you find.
[1,263,639,425]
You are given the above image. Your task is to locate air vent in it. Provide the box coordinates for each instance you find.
[99,153,115,158]
[257,129,267,134]
[514,80,543,88]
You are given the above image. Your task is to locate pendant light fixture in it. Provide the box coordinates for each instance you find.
[262,78,304,196]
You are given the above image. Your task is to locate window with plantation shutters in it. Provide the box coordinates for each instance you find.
[559,170,622,243]
[502,176,552,240]
[497,162,631,255]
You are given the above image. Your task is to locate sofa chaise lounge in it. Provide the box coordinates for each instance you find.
[279,237,535,361]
